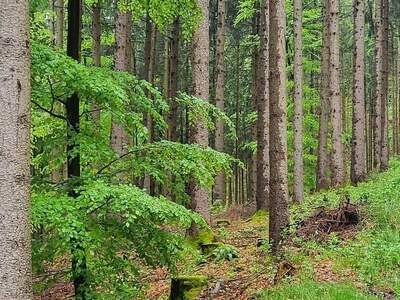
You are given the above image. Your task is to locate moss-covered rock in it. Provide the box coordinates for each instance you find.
[170,275,208,300]
[187,228,216,248]
[200,242,223,255]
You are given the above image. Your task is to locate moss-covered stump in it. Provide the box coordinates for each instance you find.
[169,275,208,300]
[188,228,216,248]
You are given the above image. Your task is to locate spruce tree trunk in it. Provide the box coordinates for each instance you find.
[189,0,211,226]
[214,0,226,202]
[268,0,289,252]
[55,0,64,48]
[293,0,304,202]
[316,0,331,190]
[351,0,367,184]
[256,0,270,210]
[168,18,180,141]
[373,0,383,169]
[380,0,389,170]
[111,8,130,155]
[328,0,345,187]
[0,1,32,297]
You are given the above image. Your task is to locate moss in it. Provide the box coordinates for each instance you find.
[170,275,208,299]
[200,242,223,255]
[250,209,269,225]
[187,228,216,248]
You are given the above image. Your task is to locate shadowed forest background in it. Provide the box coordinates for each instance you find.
[1,0,400,299]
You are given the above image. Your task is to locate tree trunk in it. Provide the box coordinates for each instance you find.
[55,0,64,48]
[111,7,130,155]
[256,0,270,211]
[0,1,32,297]
[316,0,331,190]
[91,3,101,123]
[168,18,180,141]
[268,0,289,253]
[373,0,383,169]
[189,0,211,227]
[214,0,226,202]
[66,0,88,298]
[380,0,389,170]
[293,0,304,202]
[328,0,345,187]
[350,0,367,185]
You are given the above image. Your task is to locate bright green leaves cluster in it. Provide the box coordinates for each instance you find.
[31,181,204,298]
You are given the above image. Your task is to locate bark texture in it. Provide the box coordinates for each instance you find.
[214,0,226,202]
[54,0,64,48]
[293,0,304,202]
[256,1,270,210]
[351,0,367,185]
[111,7,131,155]
[268,0,289,252]
[189,0,211,225]
[380,0,389,170]
[0,1,32,298]
[328,0,345,187]
[373,0,383,169]
[316,0,331,190]
[91,3,101,123]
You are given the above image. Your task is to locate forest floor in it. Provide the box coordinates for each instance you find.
[144,160,400,300]
[35,160,400,299]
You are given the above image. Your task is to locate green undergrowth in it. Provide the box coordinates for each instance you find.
[277,159,400,297]
[259,281,377,300]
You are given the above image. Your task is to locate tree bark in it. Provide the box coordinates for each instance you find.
[55,0,64,48]
[293,0,304,202]
[0,1,32,297]
[256,0,270,211]
[316,0,331,190]
[189,0,211,226]
[268,0,289,253]
[373,0,383,169]
[380,0,389,170]
[328,0,345,187]
[111,7,130,155]
[351,0,367,185]
[214,0,226,202]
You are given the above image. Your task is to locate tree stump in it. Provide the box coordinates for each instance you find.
[170,275,208,300]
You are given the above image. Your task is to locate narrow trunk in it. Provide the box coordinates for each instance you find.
[380,0,389,170]
[235,44,241,206]
[66,0,88,298]
[329,0,345,187]
[0,0,32,297]
[256,1,270,210]
[214,0,226,202]
[316,0,331,190]
[189,0,211,226]
[351,0,367,184]
[268,0,290,252]
[293,0,304,202]
[55,0,64,48]
[373,0,383,169]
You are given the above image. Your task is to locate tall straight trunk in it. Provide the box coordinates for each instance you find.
[380,0,389,170]
[91,3,101,123]
[168,18,180,141]
[393,48,398,155]
[268,0,289,252]
[235,44,241,205]
[249,11,260,205]
[351,0,367,184]
[293,0,304,202]
[316,0,331,190]
[214,0,226,202]
[66,0,88,298]
[373,0,383,169]
[329,0,345,187]
[0,1,32,298]
[111,8,130,155]
[397,39,400,155]
[55,0,64,48]
[256,1,270,210]
[189,0,210,226]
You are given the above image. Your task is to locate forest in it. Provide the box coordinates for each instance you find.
[1,0,400,299]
